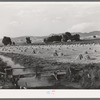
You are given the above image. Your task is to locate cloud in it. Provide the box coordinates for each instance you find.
[9,21,18,25]
[69,22,94,32]
[0,2,100,37]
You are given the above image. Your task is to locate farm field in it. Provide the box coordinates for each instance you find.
[0,44,100,64]
[0,44,100,89]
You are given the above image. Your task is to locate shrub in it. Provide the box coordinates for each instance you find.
[26,37,31,44]
[2,36,12,46]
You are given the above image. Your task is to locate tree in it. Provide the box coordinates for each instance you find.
[71,34,80,41]
[26,37,31,44]
[61,32,72,42]
[12,42,15,45]
[44,38,47,43]
[43,32,80,43]
[61,34,68,42]
[65,32,72,39]
[2,36,12,46]
[44,35,62,43]
[93,35,96,38]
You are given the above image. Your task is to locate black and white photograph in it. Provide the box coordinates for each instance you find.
[0,2,100,89]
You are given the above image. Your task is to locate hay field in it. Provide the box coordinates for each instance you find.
[0,44,100,64]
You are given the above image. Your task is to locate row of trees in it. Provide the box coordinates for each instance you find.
[2,36,32,46]
[2,32,80,45]
[44,32,80,43]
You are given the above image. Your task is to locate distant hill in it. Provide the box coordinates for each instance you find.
[0,36,46,45]
[0,31,100,46]
[51,31,100,39]
[12,36,46,44]
[72,31,100,39]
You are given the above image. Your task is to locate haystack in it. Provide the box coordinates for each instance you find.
[60,52,64,56]
[76,54,91,61]
[94,50,97,52]
[33,50,36,54]
[53,50,58,56]
[85,55,91,60]
[84,51,88,54]
[77,54,83,60]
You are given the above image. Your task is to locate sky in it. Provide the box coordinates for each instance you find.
[0,2,100,38]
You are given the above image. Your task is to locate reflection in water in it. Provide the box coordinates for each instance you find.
[0,55,24,68]
[0,55,52,88]
[18,76,52,87]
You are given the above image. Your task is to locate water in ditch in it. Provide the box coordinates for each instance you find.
[0,55,52,88]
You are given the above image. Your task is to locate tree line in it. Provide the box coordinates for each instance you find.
[2,32,80,45]
[44,32,80,43]
[2,36,32,46]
